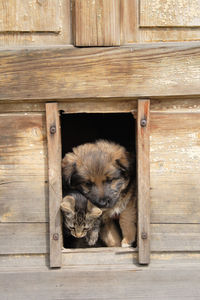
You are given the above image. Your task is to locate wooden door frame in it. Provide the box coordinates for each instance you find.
[46,99,150,267]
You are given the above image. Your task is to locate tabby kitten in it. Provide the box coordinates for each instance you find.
[60,192,102,246]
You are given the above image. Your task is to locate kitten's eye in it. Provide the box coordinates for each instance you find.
[69,226,75,230]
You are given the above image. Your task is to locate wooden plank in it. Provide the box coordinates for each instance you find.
[0,223,48,254]
[0,113,48,222]
[46,103,62,268]
[150,113,200,224]
[120,0,138,44]
[151,224,200,251]
[150,98,200,113]
[0,0,62,32]
[1,252,200,271]
[140,0,200,27]
[0,0,72,47]
[74,0,120,46]
[0,44,199,101]
[62,247,137,266]
[0,267,200,300]
[137,99,150,264]
[59,99,137,114]
[0,254,48,270]
[0,180,48,223]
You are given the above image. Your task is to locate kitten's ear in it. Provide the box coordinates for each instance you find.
[62,153,77,186]
[87,201,102,218]
[60,196,75,214]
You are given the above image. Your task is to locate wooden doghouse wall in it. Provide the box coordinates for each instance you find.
[0,98,200,266]
[0,0,200,47]
[0,0,200,266]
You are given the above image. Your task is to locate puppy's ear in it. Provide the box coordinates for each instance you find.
[60,196,75,214]
[87,201,102,218]
[115,150,130,171]
[62,153,77,187]
[116,152,135,178]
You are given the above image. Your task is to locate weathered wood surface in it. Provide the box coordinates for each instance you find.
[0,181,48,223]
[137,99,150,264]
[0,0,72,47]
[150,113,200,224]
[0,44,199,100]
[0,0,62,32]
[74,0,120,46]
[46,103,62,268]
[0,223,48,254]
[151,224,200,251]
[120,0,138,44]
[1,223,199,255]
[0,113,48,222]
[1,98,200,114]
[0,267,200,300]
[122,0,200,43]
[140,0,200,27]
[1,252,200,270]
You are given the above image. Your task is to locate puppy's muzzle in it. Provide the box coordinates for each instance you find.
[96,197,112,208]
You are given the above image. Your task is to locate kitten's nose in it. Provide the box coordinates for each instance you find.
[75,232,85,238]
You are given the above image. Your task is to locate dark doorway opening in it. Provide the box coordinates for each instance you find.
[60,113,136,249]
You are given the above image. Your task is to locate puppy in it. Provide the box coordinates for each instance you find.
[62,140,137,247]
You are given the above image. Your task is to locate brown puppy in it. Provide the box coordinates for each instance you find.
[62,140,137,247]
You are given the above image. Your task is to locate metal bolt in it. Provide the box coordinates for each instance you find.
[141,232,148,239]
[53,233,59,241]
[50,125,56,134]
[140,119,147,127]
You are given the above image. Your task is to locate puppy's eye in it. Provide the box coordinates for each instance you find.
[106,178,113,184]
[85,181,93,188]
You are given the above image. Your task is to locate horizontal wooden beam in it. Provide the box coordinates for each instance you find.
[0,43,199,101]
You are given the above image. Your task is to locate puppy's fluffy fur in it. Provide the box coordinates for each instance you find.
[62,140,137,247]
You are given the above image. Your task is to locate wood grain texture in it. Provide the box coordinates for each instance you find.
[0,0,72,47]
[0,265,200,300]
[151,224,200,251]
[150,113,200,224]
[0,113,48,222]
[74,0,120,46]
[122,0,200,43]
[137,99,150,264]
[46,103,62,268]
[0,223,48,254]
[120,0,138,44]
[0,44,199,100]
[0,0,62,32]
[140,0,200,27]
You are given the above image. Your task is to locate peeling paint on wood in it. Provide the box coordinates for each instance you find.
[140,0,200,27]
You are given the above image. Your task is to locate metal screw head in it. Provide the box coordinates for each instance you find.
[53,233,59,241]
[50,125,56,134]
[141,232,148,239]
[140,119,147,127]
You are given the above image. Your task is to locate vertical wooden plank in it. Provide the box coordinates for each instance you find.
[46,103,62,268]
[120,0,138,44]
[74,0,120,46]
[137,99,150,264]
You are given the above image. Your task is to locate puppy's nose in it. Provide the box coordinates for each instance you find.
[99,197,109,207]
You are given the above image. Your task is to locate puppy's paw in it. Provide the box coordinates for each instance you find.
[121,238,132,248]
